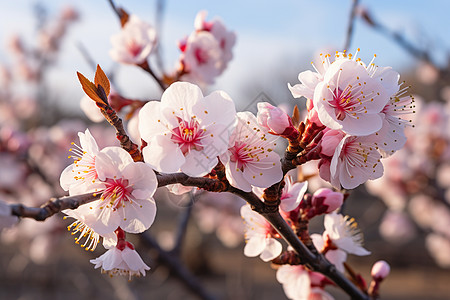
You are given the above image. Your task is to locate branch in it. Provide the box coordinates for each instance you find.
[137,60,167,91]
[157,173,227,192]
[263,211,369,300]
[140,233,217,300]
[9,165,368,298]
[343,0,360,51]
[359,6,450,81]
[107,0,122,20]
[10,192,100,221]
[171,192,195,256]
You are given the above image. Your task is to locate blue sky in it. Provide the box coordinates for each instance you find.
[0,1,448,111]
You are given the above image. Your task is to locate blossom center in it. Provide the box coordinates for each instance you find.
[329,88,355,121]
[229,141,269,171]
[171,117,205,154]
[102,178,133,210]
[127,40,143,57]
[194,47,209,65]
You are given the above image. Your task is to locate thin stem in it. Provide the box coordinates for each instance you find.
[138,60,167,91]
[140,233,217,300]
[343,0,360,51]
[171,192,195,256]
[107,0,122,19]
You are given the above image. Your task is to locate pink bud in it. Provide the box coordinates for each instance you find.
[371,260,390,280]
[307,106,323,126]
[257,102,297,138]
[311,188,343,214]
[320,129,345,157]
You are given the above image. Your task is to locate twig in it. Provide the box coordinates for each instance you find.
[154,0,167,73]
[138,60,167,91]
[76,42,97,71]
[359,6,450,81]
[157,173,227,192]
[171,192,195,256]
[107,0,122,20]
[263,211,369,300]
[10,192,100,221]
[140,233,217,300]
[343,0,360,51]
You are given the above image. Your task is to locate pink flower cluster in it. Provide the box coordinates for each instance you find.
[178,11,236,85]
[290,50,414,189]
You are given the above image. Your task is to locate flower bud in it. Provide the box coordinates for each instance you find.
[320,129,345,157]
[311,188,343,214]
[306,105,323,127]
[371,260,390,280]
[257,102,298,138]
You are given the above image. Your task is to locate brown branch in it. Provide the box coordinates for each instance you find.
[171,192,195,256]
[107,0,122,20]
[100,103,143,162]
[10,192,100,221]
[77,67,144,162]
[359,6,450,81]
[281,122,305,175]
[263,211,369,300]
[9,165,368,299]
[343,0,360,51]
[139,232,217,300]
[157,173,227,192]
[137,60,167,91]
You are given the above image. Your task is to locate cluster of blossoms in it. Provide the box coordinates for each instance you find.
[0,4,413,299]
[366,97,450,268]
[177,11,236,85]
[66,50,408,298]
[289,50,414,189]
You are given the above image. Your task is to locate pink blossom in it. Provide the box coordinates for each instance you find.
[194,10,236,69]
[91,241,150,279]
[110,15,156,65]
[377,87,415,157]
[240,205,282,262]
[314,59,390,136]
[280,176,308,212]
[320,129,345,157]
[276,265,311,300]
[60,129,102,195]
[276,264,334,300]
[60,131,158,235]
[139,82,236,176]
[329,133,384,189]
[180,31,223,85]
[311,188,344,215]
[220,111,283,192]
[311,213,370,272]
[253,175,307,212]
[290,51,402,136]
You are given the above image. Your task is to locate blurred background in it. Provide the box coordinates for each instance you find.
[0,0,449,299]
